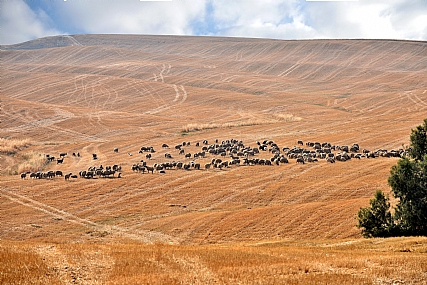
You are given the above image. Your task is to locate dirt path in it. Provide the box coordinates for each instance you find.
[34,244,113,285]
[0,187,179,244]
[171,255,220,284]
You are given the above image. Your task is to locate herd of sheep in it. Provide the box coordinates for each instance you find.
[19,138,407,181]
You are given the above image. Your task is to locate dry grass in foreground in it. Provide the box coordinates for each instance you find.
[1,237,426,285]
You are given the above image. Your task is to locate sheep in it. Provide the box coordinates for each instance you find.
[57,157,64,164]
[64,173,72,180]
[296,157,305,164]
[145,166,154,174]
[20,173,27,179]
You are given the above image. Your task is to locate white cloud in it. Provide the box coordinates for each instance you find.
[205,0,317,39]
[1,0,426,45]
[0,0,61,45]
[302,0,427,40]
[51,0,207,36]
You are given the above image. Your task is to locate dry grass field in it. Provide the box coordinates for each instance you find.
[1,35,426,284]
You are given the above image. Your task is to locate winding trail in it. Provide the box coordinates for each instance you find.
[0,187,178,244]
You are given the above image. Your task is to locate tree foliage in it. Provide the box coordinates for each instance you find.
[358,118,427,237]
[357,190,392,238]
[388,155,427,236]
[408,118,427,161]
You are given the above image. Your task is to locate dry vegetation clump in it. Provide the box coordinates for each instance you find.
[0,138,31,154]
[3,151,47,175]
[182,119,275,133]
[17,151,48,174]
[273,113,302,122]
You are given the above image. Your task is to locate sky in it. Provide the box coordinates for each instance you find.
[1,0,427,45]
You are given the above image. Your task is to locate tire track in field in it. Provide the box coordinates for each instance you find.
[277,47,316,77]
[1,100,104,142]
[64,35,83,46]
[145,84,187,115]
[407,91,427,108]
[1,107,75,134]
[0,187,178,244]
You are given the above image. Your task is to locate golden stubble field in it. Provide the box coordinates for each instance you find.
[1,35,426,284]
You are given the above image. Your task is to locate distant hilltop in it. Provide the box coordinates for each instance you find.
[1,34,426,51]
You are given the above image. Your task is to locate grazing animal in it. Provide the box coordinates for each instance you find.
[92,153,97,160]
[57,158,64,164]
[70,175,78,179]
[326,157,335,163]
[20,173,26,179]
[64,173,72,180]
[59,152,67,157]
[145,166,154,174]
[296,157,305,164]
[114,148,119,153]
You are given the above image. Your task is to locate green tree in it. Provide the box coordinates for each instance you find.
[358,118,427,237]
[357,190,392,237]
[408,118,427,161]
[388,155,427,236]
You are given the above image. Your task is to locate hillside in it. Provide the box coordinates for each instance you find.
[1,34,427,284]
[1,34,427,243]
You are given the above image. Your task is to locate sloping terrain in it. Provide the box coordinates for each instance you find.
[1,35,426,246]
